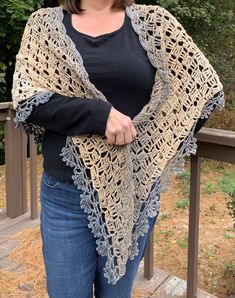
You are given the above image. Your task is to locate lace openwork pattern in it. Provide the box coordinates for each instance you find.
[12,4,224,284]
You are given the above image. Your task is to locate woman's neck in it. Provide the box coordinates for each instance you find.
[80,0,115,13]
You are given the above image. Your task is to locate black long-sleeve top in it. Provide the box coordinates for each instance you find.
[26,9,210,182]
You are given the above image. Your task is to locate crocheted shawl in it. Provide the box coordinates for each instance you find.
[12,3,224,284]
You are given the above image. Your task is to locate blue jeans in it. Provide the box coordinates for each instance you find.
[40,170,159,298]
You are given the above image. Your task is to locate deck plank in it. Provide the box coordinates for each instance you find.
[0,212,39,245]
[151,275,187,298]
[0,216,39,239]
[0,212,34,232]
[134,264,170,294]
[152,274,217,297]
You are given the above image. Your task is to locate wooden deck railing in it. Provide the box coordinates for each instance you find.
[0,102,37,219]
[0,102,235,297]
[144,127,235,297]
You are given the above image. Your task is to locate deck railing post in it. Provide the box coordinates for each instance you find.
[144,229,154,279]
[187,154,201,298]
[4,109,27,218]
[29,135,38,219]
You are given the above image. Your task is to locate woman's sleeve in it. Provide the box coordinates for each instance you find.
[194,117,208,134]
[25,93,113,136]
[193,90,221,135]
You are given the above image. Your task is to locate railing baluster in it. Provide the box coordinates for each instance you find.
[187,155,201,297]
[29,134,38,219]
[144,229,154,279]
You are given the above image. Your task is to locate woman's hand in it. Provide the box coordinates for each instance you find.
[105,107,137,145]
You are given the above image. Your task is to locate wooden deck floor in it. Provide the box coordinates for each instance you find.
[0,212,217,298]
[134,265,217,297]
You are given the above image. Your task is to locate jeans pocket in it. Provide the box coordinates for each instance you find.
[41,171,61,189]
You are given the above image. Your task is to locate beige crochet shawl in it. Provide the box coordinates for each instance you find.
[12,3,224,284]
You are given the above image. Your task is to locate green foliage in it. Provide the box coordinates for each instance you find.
[219,173,235,226]
[223,261,235,279]
[205,182,216,195]
[176,234,188,249]
[204,250,215,259]
[175,169,190,209]
[176,198,189,209]
[137,0,216,35]
[159,229,173,237]
[158,212,171,221]
[227,198,235,227]
[0,0,43,100]
[0,0,58,101]
[209,203,217,212]
[201,179,217,196]
[181,169,190,196]
[194,1,235,97]
[219,174,235,198]
[224,233,234,239]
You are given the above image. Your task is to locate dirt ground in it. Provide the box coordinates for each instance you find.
[0,155,234,297]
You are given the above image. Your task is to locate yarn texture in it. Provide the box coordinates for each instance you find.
[12,4,224,284]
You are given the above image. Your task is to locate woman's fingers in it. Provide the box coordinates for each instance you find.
[115,131,125,145]
[105,106,137,145]
[130,124,137,139]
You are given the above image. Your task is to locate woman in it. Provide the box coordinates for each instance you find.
[12,0,224,297]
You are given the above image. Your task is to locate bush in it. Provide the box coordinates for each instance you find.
[0,0,58,101]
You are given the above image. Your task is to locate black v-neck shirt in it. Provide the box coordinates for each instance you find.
[26,9,209,182]
[65,9,156,117]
